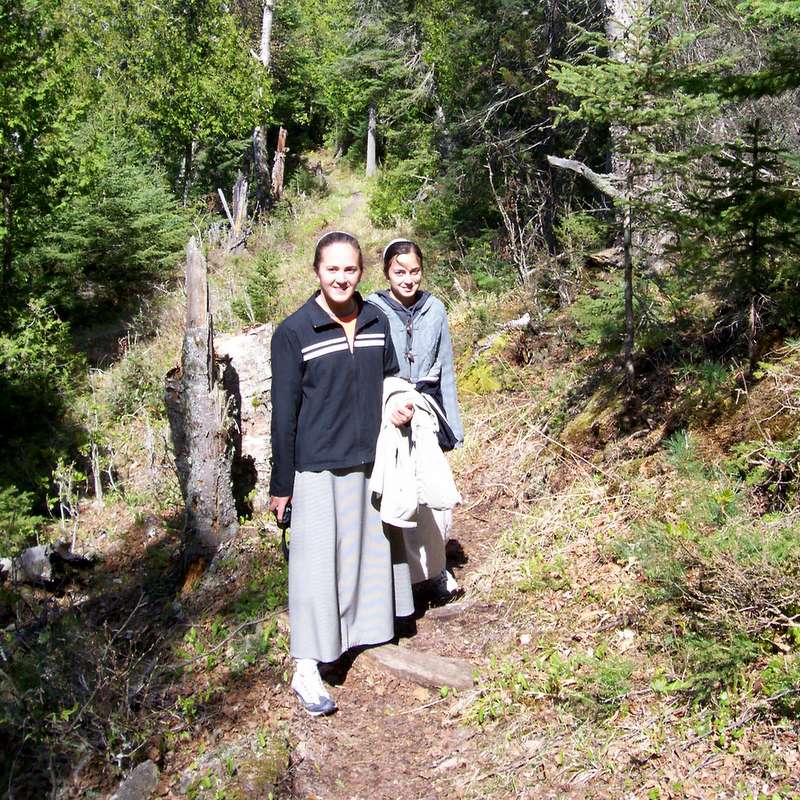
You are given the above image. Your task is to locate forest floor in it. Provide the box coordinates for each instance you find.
[6,157,799,800]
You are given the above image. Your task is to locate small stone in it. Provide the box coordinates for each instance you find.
[519,633,531,646]
[110,760,160,800]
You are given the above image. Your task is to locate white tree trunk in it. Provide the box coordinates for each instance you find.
[260,0,274,68]
[366,104,377,177]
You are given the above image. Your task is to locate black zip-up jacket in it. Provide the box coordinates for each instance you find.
[269,292,399,496]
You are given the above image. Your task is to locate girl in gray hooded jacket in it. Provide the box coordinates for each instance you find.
[366,239,464,602]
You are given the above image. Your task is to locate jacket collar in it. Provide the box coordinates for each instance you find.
[373,290,432,319]
[306,291,380,332]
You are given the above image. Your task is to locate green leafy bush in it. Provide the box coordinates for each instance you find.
[570,277,669,353]
[368,147,439,227]
[0,486,46,556]
[232,251,283,324]
[107,345,167,419]
[27,131,190,319]
[728,437,800,510]
[0,300,84,501]
[460,238,516,293]
[760,655,800,718]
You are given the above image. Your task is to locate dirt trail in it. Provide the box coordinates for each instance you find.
[283,511,498,799]
[278,183,499,798]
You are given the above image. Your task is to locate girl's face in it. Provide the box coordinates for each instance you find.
[387,251,422,307]
[316,242,362,311]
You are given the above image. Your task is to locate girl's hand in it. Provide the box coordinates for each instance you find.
[390,402,414,427]
[269,495,292,523]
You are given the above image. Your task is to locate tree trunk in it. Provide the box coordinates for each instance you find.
[605,0,635,179]
[181,140,197,208]
[260,0,274,68]
[216,325,274,514]
[271,126,287,200]
[166,237,238,563]
[747,120,761,374]
[253,125,270,209]
[622,194,635,388]
[231,173,248,237]
[366,104,377,177]
[1,175,12,291]
[91,443,104,507]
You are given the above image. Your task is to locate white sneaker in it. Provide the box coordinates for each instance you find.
[291,661,337,717]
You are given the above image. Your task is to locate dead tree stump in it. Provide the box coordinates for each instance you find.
[165,237,238,562]
[271,126,287,200]
[253,126,270,209]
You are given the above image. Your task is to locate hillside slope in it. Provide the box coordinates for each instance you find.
[2,157,799,800]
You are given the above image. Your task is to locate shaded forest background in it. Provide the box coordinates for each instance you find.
[2,0,799,541]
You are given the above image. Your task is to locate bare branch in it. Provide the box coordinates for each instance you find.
[546,155,625,199]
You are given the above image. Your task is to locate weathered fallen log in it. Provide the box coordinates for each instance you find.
[0,541,94,588]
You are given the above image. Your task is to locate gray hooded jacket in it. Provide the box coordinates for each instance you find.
[366,290,464,446]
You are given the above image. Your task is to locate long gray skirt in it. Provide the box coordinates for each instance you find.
[288,466,414,663]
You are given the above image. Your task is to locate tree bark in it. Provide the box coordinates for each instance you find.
[231,173,248,237]
[253,125,270,208]
[1,175,12,291]
[260,0,274,68]
[166,237,238,562]
[216,324,274,514]
[366,104,377,177]
[271,126,287,200]
[91,442,104,507]
[180,140,197,208]
[622,190,635,387]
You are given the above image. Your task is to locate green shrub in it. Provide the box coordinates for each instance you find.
[460,238,516,292]
[570,277,669,353]
[107,345,166,419]
[570,279,625,350]
[0,300,85,500]
[679,632,761,698]
[728,437,800,511]
[368,147,439,227]
[760,655,800,718]
[571,647,634,716]
[673,361,737,422]
[232,250,283,324]
[614,433,800,703]
[0,486,46,556]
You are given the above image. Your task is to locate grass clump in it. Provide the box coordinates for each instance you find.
[468,644,634,726]
[615,430,800,708]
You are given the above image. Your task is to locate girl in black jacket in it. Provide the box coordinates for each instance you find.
[269,231,414,716]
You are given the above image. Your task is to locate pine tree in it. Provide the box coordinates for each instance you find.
[674,119,800,369]
[549,2,722,384]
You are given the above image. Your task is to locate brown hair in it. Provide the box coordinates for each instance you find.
[382,239,423,276]
[313,231,364,273]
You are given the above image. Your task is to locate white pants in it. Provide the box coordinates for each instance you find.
[403,506,452,584]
